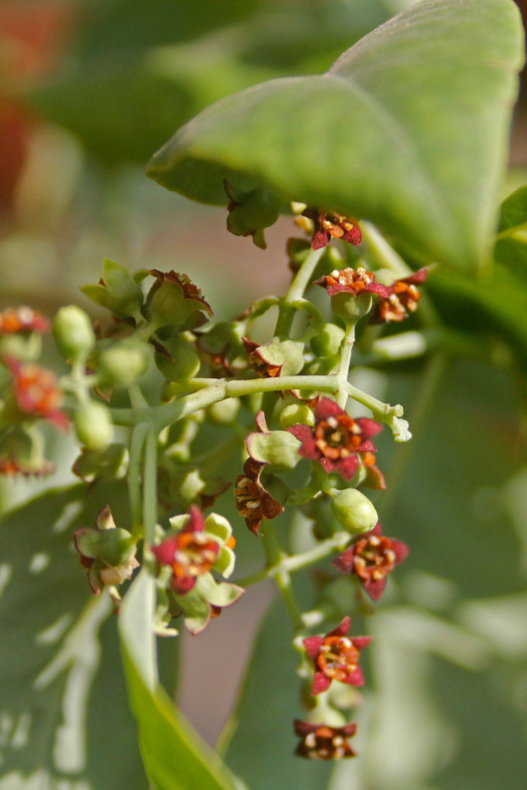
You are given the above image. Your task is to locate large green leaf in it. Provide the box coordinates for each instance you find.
[119,570,242,790]
[147,0,524,270]
[0,481,146,789]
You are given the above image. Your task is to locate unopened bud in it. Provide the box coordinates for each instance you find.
[331,488,378,534]
[154,337,200,382]
[98,342,151,386]
[279,404,314,430]
[75,402,114,451]
[53,306,96,362]
[310,324,345,358]
[207,398,240,424]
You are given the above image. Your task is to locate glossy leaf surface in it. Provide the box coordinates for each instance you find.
[148,0,524,270]
[119,570,241,790]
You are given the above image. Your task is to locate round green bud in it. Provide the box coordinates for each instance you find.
[75,402,114,451]
[154,337,200,382]
[279,404,314,430]
[207,397,240,424]
[98,342,151,386]
[53,306,96,361]
[330,291,372,323]
[310,323,345,358]
[330,488,378,535]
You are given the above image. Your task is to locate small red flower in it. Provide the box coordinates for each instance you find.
[372,268,427,323]
[234,457,284,535]
[5,356,68,429]
[0,306,50,334]
[294,720,358,759]
[301,209,362,251]
[151,505,220,595]
[314,266,391,299]
[303,617,371,695]
[288,397,382,481]
[332,523,408,601]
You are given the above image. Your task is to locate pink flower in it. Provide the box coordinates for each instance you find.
[303,617,371,694]
[4,356,68,429]
[301,209,362,251]
[151,505,221,595]
[288,397,382,481]
[371,268,428,323]
[332,523,408,600]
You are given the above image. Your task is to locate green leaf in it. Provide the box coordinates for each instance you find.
[0,481,147,789]
[147,0,525,270]
[119,570,241,790]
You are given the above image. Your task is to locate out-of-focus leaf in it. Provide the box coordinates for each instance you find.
[147,0,524,271]
[119,569,241,790]
[28,49,277,164]
[0,481,146,789]
[495,183,527,277]
[224,596,332,790]
[76,0,264,55]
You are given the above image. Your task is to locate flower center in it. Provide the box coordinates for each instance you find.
[315,415,361,459]
[353,536,396,581]
[317,636,359,681]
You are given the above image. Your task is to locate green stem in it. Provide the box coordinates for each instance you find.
[275,246,325,336]
[142,428,159,549]
[335,324,356,409]
[109,373,405,433]
[129,422,149,535]
[235,531,350,587]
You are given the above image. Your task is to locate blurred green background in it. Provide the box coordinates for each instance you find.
[1,1,527,789]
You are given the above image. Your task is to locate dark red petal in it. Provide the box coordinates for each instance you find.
[363,577,386,601]
[298,435,321,461]
[355,418,383,439]
[260,492,285,520]
[370,523,383,537]
[331,546,356,573]
[246,512,263,536]
[185,504,205,533]
[327,616,351,638]
[319,456,336,473]
[341,723,358,738]
[287,423,313,443]
[335,455,359,480]
[303,635,324,660]
[172,575,196,595]
[351,636,372,650]
[312,671,332,695]
[342,226,362,246]
[315,398,344,422]
[400,267,427,286]
[151,536,179,565]
[311,227,330,250]
[391,539,409,565]
[356,439,377,453]
[364,282,392,298]
[326,283,357,298]
[344,666,365,687]
[294,720,318,737]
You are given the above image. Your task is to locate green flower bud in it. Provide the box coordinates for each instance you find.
[247,430,302,471]
[53,306,96,362]
[98,342,152,386]
[75,402,114,451]
[279,404,315,430]
[310,323,345,358]
[330,291,372,323]
[330,488,378,534]
[207,398,240,425]
[154,336,200,382]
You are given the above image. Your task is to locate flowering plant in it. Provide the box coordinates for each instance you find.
[1,2,526,790]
